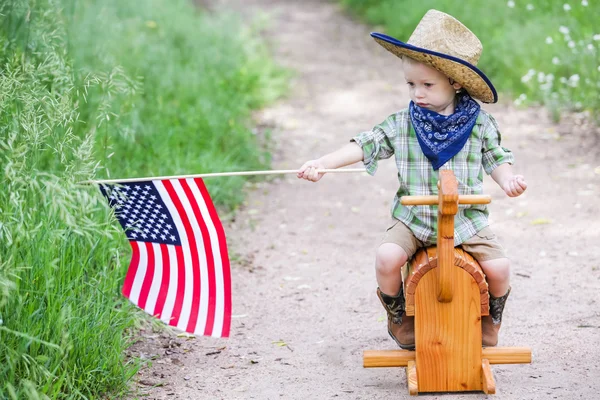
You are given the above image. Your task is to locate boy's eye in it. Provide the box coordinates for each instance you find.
[406,82,415,87]
[424,83,434,87]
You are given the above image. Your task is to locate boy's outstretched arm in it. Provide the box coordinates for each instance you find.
[491,163,527,197]
[297,142,364,182]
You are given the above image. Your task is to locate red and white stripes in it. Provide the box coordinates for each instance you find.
[122,178,231,337]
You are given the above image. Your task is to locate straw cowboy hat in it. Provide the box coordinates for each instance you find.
[371,9,497,103]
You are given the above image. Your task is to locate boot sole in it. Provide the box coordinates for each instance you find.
[388,329,415,350]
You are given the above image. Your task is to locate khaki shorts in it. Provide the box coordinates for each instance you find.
[380,219,507,262]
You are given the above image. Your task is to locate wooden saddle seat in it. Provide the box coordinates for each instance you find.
[403,246,489,317]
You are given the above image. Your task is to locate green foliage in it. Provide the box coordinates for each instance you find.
[340,0,600,119]
[0,0,286,397]
[64,0,288,209]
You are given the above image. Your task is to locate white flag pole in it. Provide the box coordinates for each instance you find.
[82,168,366,185]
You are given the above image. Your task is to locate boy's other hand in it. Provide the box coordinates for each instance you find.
[297,159,326,182]
[502,175,527,197]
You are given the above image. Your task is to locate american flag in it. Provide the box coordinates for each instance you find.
[100,178,231,337]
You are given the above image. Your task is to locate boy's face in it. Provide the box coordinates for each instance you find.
[402,59,461,115]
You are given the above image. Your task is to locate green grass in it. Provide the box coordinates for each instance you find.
[340,0,600,120]
[63,0,288,208]
[0,0,287,397]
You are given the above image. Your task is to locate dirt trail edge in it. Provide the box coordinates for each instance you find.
[129,1,600,399]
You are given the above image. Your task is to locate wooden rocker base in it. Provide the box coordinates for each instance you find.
[364,348,531,395]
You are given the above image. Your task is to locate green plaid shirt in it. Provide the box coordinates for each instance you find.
[352,108,514,246]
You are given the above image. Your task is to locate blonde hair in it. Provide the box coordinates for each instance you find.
[402,56,463,94]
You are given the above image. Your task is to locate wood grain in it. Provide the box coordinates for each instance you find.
[363,347,531,367]
[405,247,489,316]
[480,347,532,364]
[362,350,415,367]
[481,359,496,394]
[415,267,483,392]
[400,194,492,205]
[436,170,459,303]
[407,360,418,396]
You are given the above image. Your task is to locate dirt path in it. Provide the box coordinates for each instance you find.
[130,1,600,399]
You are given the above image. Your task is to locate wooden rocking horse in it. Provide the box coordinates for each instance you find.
[363,170,531,395]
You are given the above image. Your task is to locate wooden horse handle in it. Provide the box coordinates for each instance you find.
[400,194,491,206]
[400,171,492,303]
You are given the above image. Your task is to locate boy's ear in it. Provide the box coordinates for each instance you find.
[448,78,462,91]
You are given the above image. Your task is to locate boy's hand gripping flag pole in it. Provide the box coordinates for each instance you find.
[95,168,364,338]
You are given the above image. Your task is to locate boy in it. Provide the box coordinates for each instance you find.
[297,10,527,348]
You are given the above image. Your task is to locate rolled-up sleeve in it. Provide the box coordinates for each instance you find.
[481,113,514,175]
[351,117,395,175]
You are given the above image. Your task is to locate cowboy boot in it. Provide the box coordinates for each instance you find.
[482,287,511,347]
[377,287,415,350]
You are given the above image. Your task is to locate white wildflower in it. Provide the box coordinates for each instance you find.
[537,72,546,83]
[546,37,553,44]
[552,57,561,65]
[526,4,534,10]
[540,82,553,92]
[514,93,527,106]
[568,74,580,87]
[560,77,568,84]
[582,0,588,5]
[559,26,570,35]
[563,3,571,11]
[507,0,515,8]
[593,34,600,41]
[568,40,576,48]
[588,44,595,51]
[546,73,555,81]
[521,69,536,83]
[598,66,600,72]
